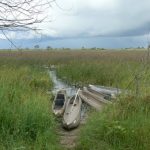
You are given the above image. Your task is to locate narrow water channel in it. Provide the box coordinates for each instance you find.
[49,70,77,96]
[49,69,89,148]
[49,69,89,123]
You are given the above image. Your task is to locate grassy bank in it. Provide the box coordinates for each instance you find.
[53,50,149,150]
[0,50,149,150]
[57,50,150,93]
[57,61,137,88]
[0,65,61,150]
[76,95,150,150]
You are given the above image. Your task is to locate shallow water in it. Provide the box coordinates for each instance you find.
[49,70,77,97]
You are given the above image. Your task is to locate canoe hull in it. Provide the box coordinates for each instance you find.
[63,112,81,129]
[52,89,67,117]
[63,95,82,129]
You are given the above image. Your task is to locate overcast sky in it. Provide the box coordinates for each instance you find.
[0,0,150,49]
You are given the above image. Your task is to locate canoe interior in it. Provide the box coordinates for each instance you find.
[54,94,65,109]
[64,95,81,123]
[87,87,111,100]
[65,95,79,113]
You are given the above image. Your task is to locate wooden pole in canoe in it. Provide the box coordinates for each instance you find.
[71,88,80,111]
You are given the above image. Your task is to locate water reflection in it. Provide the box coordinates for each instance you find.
[49,70,77,97]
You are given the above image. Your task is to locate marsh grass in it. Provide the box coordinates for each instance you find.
[0,65,61,149]
[51,50,149,150]
[57,58,150,94]
[76,95,150,150]
[0,50,149,150]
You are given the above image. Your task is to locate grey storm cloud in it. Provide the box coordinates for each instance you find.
[43,0,150,38]
[1,0,150,39]
[0,0,150,49]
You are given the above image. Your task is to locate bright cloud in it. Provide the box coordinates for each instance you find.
[1,0,150,40]
[38,0,150,38]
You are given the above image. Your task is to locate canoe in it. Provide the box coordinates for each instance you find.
[63,90,82,129]
[83,87,111,104]
[85,87,113,101]
[52,89,67,117]
[79,89,106,110]
[89,84,121,99]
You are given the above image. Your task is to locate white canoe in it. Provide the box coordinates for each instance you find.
[83,87,112,104]
[85,87,113,101]
[79,89,107,110]
[52,89,67,117]
[63,92,82,129]
[89,84,122,98]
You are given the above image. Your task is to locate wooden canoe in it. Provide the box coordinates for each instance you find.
[85,87,112,102]
[52,89,67,117]
[79,90,104,110]
[63,91,82,129]
[89,84,121,99]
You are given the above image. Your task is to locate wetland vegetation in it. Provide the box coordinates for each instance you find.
[0,49,149,150]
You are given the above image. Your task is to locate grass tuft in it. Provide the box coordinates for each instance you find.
[0,65,60,149]
[77,95,150,150]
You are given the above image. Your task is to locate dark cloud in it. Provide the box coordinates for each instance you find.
[0,0,150,48]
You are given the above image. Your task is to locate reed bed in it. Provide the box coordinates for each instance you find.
[76,94,150,150]
[56,50,150,95]
[0,49,149,150]
[0,64,61,149]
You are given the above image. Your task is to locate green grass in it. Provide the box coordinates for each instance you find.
[76,95,150,150]
[57,61,135,87]
[0,65,61,150]
[0,50,149,150]
[57,59,150,94]
[54,50,150,150]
